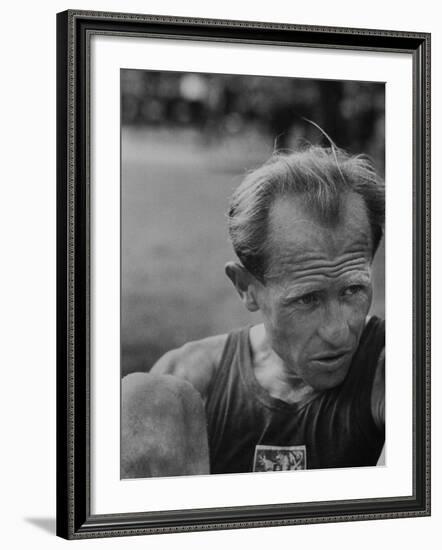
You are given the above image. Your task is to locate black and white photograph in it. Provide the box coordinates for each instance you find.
[54,7,431,541]
[2,0,439,545]
[120,70,386,479]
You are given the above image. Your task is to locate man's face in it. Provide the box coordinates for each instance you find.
[254,192,374,391]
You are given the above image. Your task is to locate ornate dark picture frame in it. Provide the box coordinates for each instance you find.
[56,9,431,540]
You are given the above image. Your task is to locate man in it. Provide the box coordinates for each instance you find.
[122,145,385,478]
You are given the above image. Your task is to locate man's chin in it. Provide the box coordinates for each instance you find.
[306,362,350,391]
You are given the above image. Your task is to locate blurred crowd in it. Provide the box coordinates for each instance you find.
[122,70,385,172]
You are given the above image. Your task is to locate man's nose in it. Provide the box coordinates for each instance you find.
[318,303,350,347]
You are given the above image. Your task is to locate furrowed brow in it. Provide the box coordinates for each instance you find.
[281,283,325,301]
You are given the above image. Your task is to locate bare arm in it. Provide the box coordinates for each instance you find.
[121,372,210,478]
[121,334,227,478]
[150,334,228,402]
[371,347,385,465]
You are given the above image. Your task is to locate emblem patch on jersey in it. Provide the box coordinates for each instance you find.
[253,444,307,471]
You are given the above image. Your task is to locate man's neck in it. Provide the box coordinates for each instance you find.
[248,324,318,405]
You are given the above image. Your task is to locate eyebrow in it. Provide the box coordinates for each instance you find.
[280,284,326,302]
[342,272,372,284]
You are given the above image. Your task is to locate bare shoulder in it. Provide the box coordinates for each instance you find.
[150,333,229,399]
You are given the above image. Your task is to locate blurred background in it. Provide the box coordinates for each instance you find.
[121,69,385,377]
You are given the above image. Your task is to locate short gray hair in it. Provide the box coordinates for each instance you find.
[227,145,385,282]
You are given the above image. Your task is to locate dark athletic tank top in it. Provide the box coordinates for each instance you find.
[205,316,385,474]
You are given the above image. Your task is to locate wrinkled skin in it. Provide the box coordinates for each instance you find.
[250,192,374,391]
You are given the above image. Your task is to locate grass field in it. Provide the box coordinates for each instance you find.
[121,126,385,377]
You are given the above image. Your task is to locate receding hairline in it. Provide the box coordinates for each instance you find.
[264,192,374,276]
[227,146,384,281]
[268,188,371,230]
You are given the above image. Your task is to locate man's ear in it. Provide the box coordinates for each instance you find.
[225,261,260,312]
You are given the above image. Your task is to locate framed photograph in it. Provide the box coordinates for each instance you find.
[56,9,431,539]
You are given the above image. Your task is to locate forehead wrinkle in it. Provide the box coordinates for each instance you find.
[275,264,372,294]
[266,245,371,279]
[291,258,369,277]
[268,260,370,283]
[264,196,372,282]
[280,271,372,301]
[275,249,368,266]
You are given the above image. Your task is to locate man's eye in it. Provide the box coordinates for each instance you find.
[343,284,365,297]
[294,292,320,306]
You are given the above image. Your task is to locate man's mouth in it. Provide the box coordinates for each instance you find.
[310,349,352,369]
